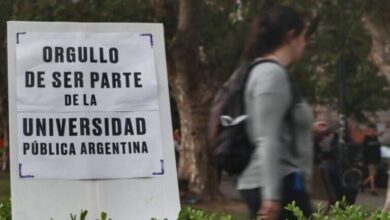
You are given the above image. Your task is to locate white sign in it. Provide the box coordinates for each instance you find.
[16,32,164,179]
[8,22,180,220]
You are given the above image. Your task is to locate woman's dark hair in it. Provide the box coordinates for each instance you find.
[244,6,305,59]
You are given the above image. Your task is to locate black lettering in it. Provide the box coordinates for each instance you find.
[25,71,35,87]
[89,142,96,154]
[136,118,146,135]
[79,118,90,135]
[109,48,119,63]
[97,142,103,154]
[23,143,30,155]
[65,94,72,106]
[124,118,134,135]
[43,46,52,62]
[90,47,98,63]
[32,141,38,155]
[142,142,148,153]
[41,143,47,155]
[37,71,45,88]
[56,143,60,155]
[23,118,33,136]
[74,71,83,88]
[49,143,55,155]
[112,118,121,136]
[69,143,76,155]
[78,47,88,62]
[112,142,119,154]
[52,72,61,88]
[66,47,76,62]
[36,118,46,136]
[81,142,87,154]
[61,143,67,155]
[134,72,142,88]
[69,118,77,136]
[104,118,110,136]
[99,47,107,63]
[105,142,111,155]
[123,72,131,87]
[48,118,54,136]
[73,94,79,106]
[63,72,72,88]
[112,72,121,88]
[101,73,110,88]
[133,142,140,153]
[90,72,99,88]
[92,118,102,136]
[56,118,66,136]
[90,95,97,106]
[54,47,64,63]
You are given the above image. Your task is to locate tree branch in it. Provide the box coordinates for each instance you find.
[306,13,322,38]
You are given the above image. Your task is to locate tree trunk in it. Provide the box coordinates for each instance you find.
[174,83,218,198]
[0,0,15,171]
[363,17,390,82]
[362,16,390,211]
[169,0,220,200]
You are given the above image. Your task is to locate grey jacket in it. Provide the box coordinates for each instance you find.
[236,62,314,200]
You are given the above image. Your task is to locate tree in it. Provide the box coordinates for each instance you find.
[289,0,390,121]
[359,0,390,211]
[2,0,390,201]
[0,0,17,170]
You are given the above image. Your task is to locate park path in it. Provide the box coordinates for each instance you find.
[219,173,387,210]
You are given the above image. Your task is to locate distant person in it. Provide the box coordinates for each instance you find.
[314,129,340,208]
[362,124,381,195]
[237,6,325,220]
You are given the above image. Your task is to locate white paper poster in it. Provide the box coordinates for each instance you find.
[16,32,164,179]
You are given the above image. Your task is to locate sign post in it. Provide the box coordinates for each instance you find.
[8,21,180,220]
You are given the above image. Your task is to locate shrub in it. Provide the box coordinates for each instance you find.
[68,210,112,220]
[176,207,232,220]
[0,199,11,220]
[286,199,390,220]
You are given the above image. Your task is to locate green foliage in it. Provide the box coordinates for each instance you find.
[176,207,232,220]
[288,0,390,119]
[6,0,390,118]
[0,199,11,220]
[286,199,390,220]
[69,210,111,220]
[361,0,390,29]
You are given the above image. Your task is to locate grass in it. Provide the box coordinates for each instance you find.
[0,172,10,202]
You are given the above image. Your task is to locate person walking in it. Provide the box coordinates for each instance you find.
[237,6,325,220]
[362,124,381,196]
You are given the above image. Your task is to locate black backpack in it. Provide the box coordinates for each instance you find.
[208,59,297,176]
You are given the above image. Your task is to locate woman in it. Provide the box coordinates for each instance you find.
[237,6,322,220]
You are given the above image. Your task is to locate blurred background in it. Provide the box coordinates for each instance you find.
[0,0,390,218]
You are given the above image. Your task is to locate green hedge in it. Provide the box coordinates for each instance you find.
[286,199,390,220]
[1,198,390,219]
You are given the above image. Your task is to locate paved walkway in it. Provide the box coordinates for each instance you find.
[219,173,388,210]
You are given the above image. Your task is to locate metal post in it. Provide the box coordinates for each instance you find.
[337,0,347,168]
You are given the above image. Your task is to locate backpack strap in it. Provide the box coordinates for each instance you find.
[240,59,280,110]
